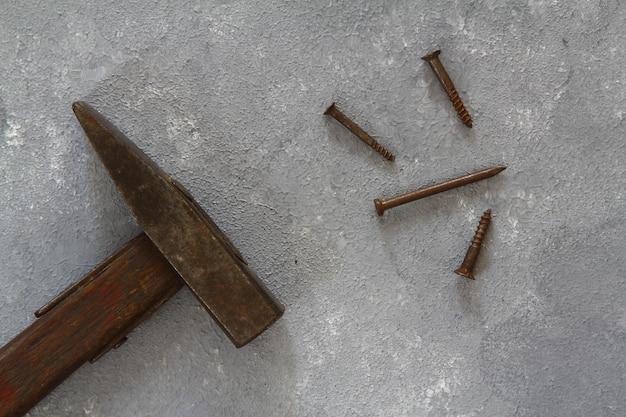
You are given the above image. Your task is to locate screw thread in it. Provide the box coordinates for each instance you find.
[471,210,491,246]
[455,209,492,280]
[370,141,395,161]
[447,87,473,128]
[325,102,395,162]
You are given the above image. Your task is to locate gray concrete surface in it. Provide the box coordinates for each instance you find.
[1,1,625,416]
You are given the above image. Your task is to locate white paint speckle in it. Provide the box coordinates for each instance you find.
[4,119,24,147]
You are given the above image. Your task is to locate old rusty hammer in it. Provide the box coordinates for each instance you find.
[0,102,284,417]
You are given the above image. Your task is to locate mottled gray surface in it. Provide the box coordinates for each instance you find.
[1,1,625,416]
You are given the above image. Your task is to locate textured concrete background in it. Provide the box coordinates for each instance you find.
[1,1,625,416]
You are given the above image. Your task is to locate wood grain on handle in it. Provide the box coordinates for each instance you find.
[0,234,183,417]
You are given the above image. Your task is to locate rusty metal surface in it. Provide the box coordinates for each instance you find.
[324,102,395,161]
[374,166,505,215]
[455,209,492,280]
[422,50,473,128]
[2,3,626,416]
[72,101,284,347]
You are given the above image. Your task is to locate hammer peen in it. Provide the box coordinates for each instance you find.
[0,102,284,417]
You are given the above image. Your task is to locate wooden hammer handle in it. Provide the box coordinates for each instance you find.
[0,234,183,417]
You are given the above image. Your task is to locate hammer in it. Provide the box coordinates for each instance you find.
[0,102,284,417]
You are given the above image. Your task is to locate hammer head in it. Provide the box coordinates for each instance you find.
[72,101,283,347]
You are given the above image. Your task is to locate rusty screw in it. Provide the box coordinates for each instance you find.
[374,166,505,216]
[324,103,395,161]
[421,50,473,128]
[455,210,492,280]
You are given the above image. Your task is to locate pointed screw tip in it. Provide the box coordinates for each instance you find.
[487,166,506,176]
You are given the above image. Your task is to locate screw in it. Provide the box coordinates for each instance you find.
[455,210,492,280]
[374,166,505,216]
[324,102,395,161]
[421,50,473,128]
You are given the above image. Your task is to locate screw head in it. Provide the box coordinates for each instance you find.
[421,49,441,61]
[374,199,385,216]
[454,267,475,280]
